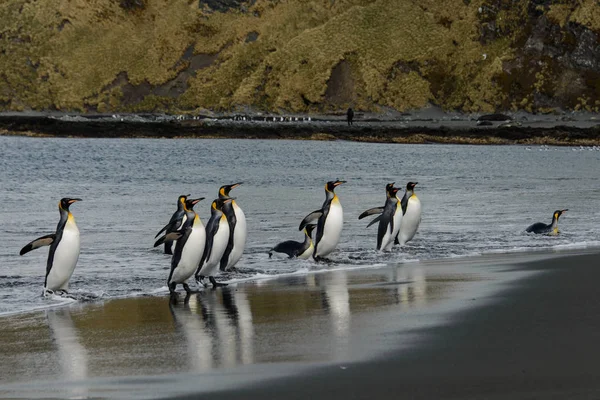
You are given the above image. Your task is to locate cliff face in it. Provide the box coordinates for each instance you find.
[1,0,599,114]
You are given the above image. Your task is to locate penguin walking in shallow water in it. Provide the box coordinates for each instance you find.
[359,183,402,251]
[299,180,346,261]
[20,198,82,295]
[269,224,316,259]
[218,183,247,272]
[526,209,568,235]
[155,194,189,255]
[396,182,421,246]
[195,198,232,288]
[154,198,206,303]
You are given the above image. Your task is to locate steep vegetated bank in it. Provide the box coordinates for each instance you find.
[1,0,599,114]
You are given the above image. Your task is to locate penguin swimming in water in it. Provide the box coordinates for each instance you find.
[20,198,82,295]
[396,181,421,246]
[359,183,402,251]
[154,198,206,303]
[195,198,232,288]
[269,224,316,259]
[526,209,568,235]
[218,183,247,272]
[299,180,346,261]
[155,194,189,255]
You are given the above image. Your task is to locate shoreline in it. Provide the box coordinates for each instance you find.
[1,113,600,145]
[1,248,600,399]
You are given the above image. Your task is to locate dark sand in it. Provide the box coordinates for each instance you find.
[0,250,599,399]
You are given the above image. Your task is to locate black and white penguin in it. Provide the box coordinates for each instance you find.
[218,183,247,272]
[269,224,316,259]
[359,183,402,251]
[20,198,82,295]
[155,194,189,255]
[155,198,206,302]
[299,180,346,260]
[195,198,232,288]
[526,209,568,235]
[396,182,421,246]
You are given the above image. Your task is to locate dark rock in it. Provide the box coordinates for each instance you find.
[478,114,512,122]
[199,0,255,12]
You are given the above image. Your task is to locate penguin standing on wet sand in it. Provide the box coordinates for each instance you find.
[20,198,82,295]
[359,183,402,251]
[299,180,346,261]
[195,198,232,288]
[218,183,247,272]
[526,209,568,235]
[155,195,189,255]
[396,182,421,246]
[269,224,316,259]
[154,198,206,303]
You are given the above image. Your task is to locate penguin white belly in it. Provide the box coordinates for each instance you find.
[315,200,343,257]
[199,222,230,277]
[381,223,394,252]
[46,223,80,291]
[225,205,247,269]
[399,196,421,246]
[297,241,314,259]
[171,226,206,284]
[384,202,403,251]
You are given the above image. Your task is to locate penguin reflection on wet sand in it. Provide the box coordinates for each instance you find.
[218,183,247,273]
[526,209,568,235]
[195,198,232,288]
[154,198,206,303]
[20,198,82,295]
[300,180,346,261]
[155,194,189,255]
[269,224,316,259]
[359,183,402,251]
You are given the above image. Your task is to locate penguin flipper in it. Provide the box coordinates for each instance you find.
[154,232,182,247]
[20,234,56,255]
[366,215,382,228]
[358,207,384,220]
[299,210,323,230]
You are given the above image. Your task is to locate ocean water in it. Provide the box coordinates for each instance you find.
[1,137,599,315]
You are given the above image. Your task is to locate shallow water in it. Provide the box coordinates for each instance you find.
[1,137,599,314]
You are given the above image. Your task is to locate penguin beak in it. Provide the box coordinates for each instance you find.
[191,197,205,205]
[560,209,568,214]
[231,182,243,189]
[334,180,346,186]
[68,198,82,204]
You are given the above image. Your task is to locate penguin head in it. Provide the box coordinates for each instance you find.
[59,198,81,211]
[385,183,396,198]
[184,197,204,211]
[325,180,346,193]
[406,182,418,192]
[553,209,568,220]
[212,198,234,212]
[219,182,243,199]
[177,194,190,209]
[304,223,317,237]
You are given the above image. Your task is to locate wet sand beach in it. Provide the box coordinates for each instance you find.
[1,249,599,399]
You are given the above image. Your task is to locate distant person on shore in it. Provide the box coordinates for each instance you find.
[347,108,354,126]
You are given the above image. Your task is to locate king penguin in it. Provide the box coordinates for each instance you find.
[299,180,346,261]
[396,181,421,246]
[20,198,82,295]
[359,183,402,251]
[526,209,568,235]
[269,224,316,259]
[195,198,232,288]
[155,198,206,303]
[218,183,247,272]
[155,194,190,255]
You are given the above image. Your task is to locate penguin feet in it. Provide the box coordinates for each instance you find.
[313,256,333,263]
[43,289,54,297]
[196,275,208,288]
[209,276,228,288]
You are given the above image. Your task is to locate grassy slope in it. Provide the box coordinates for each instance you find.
[0,0,598,113]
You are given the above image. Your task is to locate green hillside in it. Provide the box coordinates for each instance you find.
[1,0,599,113]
